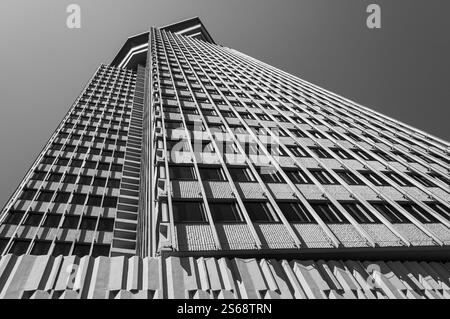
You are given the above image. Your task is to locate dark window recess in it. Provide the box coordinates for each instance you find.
[172,201,207,223]
[43,214,62,227]
[71,193,86,205]
[244,202,276,222]
[285,170,312,184]
[335,170,363,185]
[0,238,8,255]
[228,167,254,182]
[311,202,348,224]
[371,203,409,223]
[20,189,37,200]
[54,191,71,203]
[37,191,54,202]
[80,217,97,230]
[62,215,80,229]
[73,243,91,257]
[169,165,196,180]
[278,202,314,223]
[107,179,121,188]
[341,203,379,224]
[384,172,413,187]
[199,167,226,181]
[258,169,285,183]
[47,172,63,182]
[9,240,31,255]
[63,174,77,183]
[310,170,339,185]
[87,195,102,206]
[359,171,389,186]
[103,196,118,208]
[52,242,72,256]
[22,213,44,226]
[407,173,435,187]
[399,203,438,223]
[331,148,353,160]
[98,218,115,231]
[209,202,242,222]
[4,210,25,224]
[309,147,333,159]
[91,244,110,258]
[31,171,47,180]
[352,149,374,161]
[426,203,450,222]
[30,241,51,255]
[93,177,107,187]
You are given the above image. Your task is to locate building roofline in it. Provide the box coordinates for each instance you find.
[111,17,215,68]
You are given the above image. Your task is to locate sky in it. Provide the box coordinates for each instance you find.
[0,0,449,208]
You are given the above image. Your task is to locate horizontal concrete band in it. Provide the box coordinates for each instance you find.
[0,254,449,299]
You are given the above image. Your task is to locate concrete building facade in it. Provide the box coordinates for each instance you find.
[0,17,449,299]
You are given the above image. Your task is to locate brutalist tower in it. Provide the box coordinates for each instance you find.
[0,18,449,299]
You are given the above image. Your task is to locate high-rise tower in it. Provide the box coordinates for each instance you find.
[0,17,449,299]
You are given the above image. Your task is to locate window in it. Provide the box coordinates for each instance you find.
[54,191,71,203]
[93,177,107,187]
[87,195,102,206]
[97,162,110,170]
[111,164,123,172]
[42,156,56,164]
[31,170,47,180]
[359,171,389,186]
[52,242,72,256]
[309,147,332,159]
[71,193,86,205]
[37,190,54,202]
[209,202,242,222]
[73,243,91,257]
[20,188,37,200]
[278,202,314,223]
[258,169,285,183]
[63,174,77,183]
[9,240,31,255]
[80,216,97,230]
[426,203,450,222]
[407,173,435,187]
[30,241,51,255]
[22,212,43,226]
[0,238,8,255]
[168,165,195,180]
[172,201,207,223]
[62,215,80,229]
[372,150,393,161]
[309,170,339,185]
[47,172,63,182]
[98,218,115,231]
[4,210,25,224]
[43,214,62,227]
[331,148,353,160]
[103,196,118,208]
[311,202,347,224]
[384,172,413,187]
[341,203,379,224]
[288,146,308,157]
[285,169,312,184]
[228,167,254,182]
[352,149,374,161]
[107,179,121,188]
[371,203,409,223]
[91,244,110,257]
[199,167,226,181]
[244,202,276,222]
[399,203,438,223]
[335,170,363,185]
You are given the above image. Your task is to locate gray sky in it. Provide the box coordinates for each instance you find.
[0,0,449,208]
